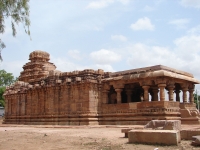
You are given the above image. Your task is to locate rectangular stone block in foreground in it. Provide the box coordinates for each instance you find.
[128,130,180,145]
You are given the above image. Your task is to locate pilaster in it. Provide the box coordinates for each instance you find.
[102,90,109,104]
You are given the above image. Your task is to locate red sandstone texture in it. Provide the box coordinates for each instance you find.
[3,50,200,125]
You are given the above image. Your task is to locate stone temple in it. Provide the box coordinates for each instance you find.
[3,50,200,125]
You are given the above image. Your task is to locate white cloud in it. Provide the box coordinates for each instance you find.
[118,0,130,5]
[130,17,155,31]
[51,56,116,73]
[173,35,200,61]
[0,60,26,77]
[111,35,127,42]
[181,0,200,9]
[90,49,121,65]
[126,43,178,68]
[51,57,89,72]
[169,19,190,29]
[92,64,115,72]
[125,34,200,85]
[187,25,200,35]
[86,0,114,9]
[67,50,82,60]
[86,0,130,9]
[142,5,154,12]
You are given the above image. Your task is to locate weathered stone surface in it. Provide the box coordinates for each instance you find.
[121,126,144,138]
[121,128,134,138]
[181,130,200,140]
[144,120,181,130]
[3,50,200,125]
[163,120,181,130]
[191,136,200,146]
[128,129,181,145]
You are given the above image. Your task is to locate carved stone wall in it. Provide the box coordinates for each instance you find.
[3,50,200,125]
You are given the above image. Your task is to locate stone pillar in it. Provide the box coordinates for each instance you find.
[175,89,180,102]
[115,89,122,103]
[126,89,132,103]
[102,90,109,104]
[189,89,194,103]
[152,87,159,101]
[158,84,166,101]
[142,86,150,102]
[182,88,188,103]
[168,85,175,101]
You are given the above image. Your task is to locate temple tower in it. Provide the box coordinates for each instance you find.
[18,50,56,83]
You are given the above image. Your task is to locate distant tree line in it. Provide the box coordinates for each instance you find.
[0,70,16,107]
[194,93,200,110]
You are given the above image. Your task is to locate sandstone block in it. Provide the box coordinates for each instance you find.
[128,129,180,145]
[181,130,200,140]
[192,135,200,146]
[121,128,132,137]
[144,120,181,130]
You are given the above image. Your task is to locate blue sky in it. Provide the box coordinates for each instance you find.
[1,0,200,90]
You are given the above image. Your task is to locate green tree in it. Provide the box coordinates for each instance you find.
[0,86,5,107]
[0,69,15,86]
[0,0,31,60]
[194,92,200,110]
[0,70,15,107]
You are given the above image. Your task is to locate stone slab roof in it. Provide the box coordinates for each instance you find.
[105,65,200,84]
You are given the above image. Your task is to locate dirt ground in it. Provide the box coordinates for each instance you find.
[0,118,198,150]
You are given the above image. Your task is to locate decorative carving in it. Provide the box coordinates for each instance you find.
[155,78,167,85]
[3,50,200,125]
[139,80,152,86]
